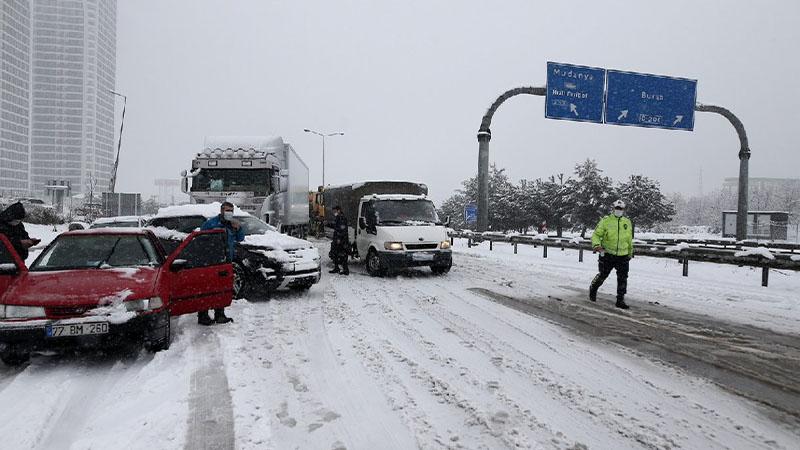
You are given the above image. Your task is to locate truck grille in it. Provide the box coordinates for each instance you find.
[405,243,439,250]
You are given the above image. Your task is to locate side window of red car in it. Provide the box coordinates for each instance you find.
[177,233,228,269]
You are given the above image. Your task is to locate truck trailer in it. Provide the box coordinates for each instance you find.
[322,181,452,276]
[181,136,309,237]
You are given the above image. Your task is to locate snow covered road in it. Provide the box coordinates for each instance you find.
[1,234,798,449]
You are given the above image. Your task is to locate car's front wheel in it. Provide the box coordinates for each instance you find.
[0,348,31,366]
[232,262,249,299]
[144,311,171,352]
[366,249,386,277]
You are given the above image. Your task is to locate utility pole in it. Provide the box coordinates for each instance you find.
[109,90,127,193]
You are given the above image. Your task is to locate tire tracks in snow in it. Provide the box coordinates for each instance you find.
[185,329,235,450]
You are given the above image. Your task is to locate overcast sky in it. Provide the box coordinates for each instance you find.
[115,0,800,204]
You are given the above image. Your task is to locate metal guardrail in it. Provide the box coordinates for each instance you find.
[449,232,800,287]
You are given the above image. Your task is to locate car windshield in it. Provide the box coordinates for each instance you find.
[90,221,139,229]
[30,235,161,271]
[193,169,271,196]
[373,199,440,225]
[237,216,277,235]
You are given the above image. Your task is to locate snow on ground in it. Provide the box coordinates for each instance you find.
[455,237,799,334]
[1,233,798,449]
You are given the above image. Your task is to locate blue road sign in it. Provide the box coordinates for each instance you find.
[605,70,697,131]
[545,62,606,124]
[464,204,477,224]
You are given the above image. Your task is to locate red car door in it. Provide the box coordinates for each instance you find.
[163,230,234,316]
[0,235,26,294]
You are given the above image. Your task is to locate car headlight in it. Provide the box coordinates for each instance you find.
[123,297,163,312]
[2,305,46,319]
[384,242,404,251]
[440,240,451,249]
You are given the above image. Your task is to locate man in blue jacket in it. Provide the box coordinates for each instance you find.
[199,201,244,325]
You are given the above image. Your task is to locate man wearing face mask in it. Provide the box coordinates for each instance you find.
[0,202,41,261]
[589,199,634,309]
[199,201,244,325]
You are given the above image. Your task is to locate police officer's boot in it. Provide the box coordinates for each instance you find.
[615,296,630,310]
[329,265,340,274]
[341,258,349,276]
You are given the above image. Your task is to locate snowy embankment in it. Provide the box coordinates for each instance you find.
[456,237,799,334]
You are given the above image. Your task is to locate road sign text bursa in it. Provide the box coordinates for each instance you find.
[605,70,697,131]
[545,62,605,124]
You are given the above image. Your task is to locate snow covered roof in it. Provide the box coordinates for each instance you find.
[92,216,142,224]
[64,228,148,236]
[325,180,427,190]
[365,194,429,201]
[154,202,250,219]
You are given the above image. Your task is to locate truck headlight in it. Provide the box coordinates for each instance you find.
[2,305,46,319]
[384,242,404,251]
[124,297,163,312]
[440,240,451,249]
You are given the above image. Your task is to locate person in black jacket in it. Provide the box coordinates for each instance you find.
[329,205,350,275]
[0,202,40,261]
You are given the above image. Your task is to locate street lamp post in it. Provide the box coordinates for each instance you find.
[303,128,344,187]
[109,90,127,193]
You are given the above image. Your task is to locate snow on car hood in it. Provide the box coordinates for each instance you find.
[1,267,159,310]
[242,232,319,264]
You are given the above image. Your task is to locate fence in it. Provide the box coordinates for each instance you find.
[449,232,800,287]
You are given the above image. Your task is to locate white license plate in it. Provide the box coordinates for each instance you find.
[411,252,435,261]
[46,322,109,338]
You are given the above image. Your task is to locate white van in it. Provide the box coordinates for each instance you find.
[323,182,452,276]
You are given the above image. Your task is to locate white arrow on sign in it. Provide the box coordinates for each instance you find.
[618,110,629,121]
[569,103,579,117]
[673,115,684,126]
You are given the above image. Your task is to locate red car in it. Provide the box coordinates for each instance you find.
[0,228,233,365]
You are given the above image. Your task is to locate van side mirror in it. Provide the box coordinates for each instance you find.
[445,215,451,227]
[170,259,188,272]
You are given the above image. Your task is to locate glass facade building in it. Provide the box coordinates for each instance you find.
[0,0,116,198]
[0,0,32,197]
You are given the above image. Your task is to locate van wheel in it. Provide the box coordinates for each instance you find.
[431,263,451,275]
[145,311,171,352]
[233,262,248,299]
[0,348,30,366]
[366,249,385,277]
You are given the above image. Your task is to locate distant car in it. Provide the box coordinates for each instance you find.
[0,229,233,365]
[147,203,321,298]
[89,216,146,229]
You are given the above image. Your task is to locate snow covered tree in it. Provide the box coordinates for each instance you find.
[530,174,571,237]
[617,175,676,230]
[438,165,522,231]
[565,159,615,237]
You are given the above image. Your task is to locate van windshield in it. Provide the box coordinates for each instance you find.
[373,199,439,225]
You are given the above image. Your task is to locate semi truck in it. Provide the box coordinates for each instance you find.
[322,181,452,276]
[181,136,309,237]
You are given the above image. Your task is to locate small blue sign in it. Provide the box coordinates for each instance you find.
[545,62,606,124]
[464,204,477,224]
[605,70,697,131]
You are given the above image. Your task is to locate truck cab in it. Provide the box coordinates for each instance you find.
[354,194,452,276]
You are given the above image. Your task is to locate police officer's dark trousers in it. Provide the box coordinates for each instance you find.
[589,253,629,300]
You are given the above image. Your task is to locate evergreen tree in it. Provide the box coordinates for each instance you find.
[565,159,615,237]
[617,175,676,230]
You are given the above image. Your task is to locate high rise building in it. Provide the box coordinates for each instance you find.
[29,0,117,196]
[0,0,32,198]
